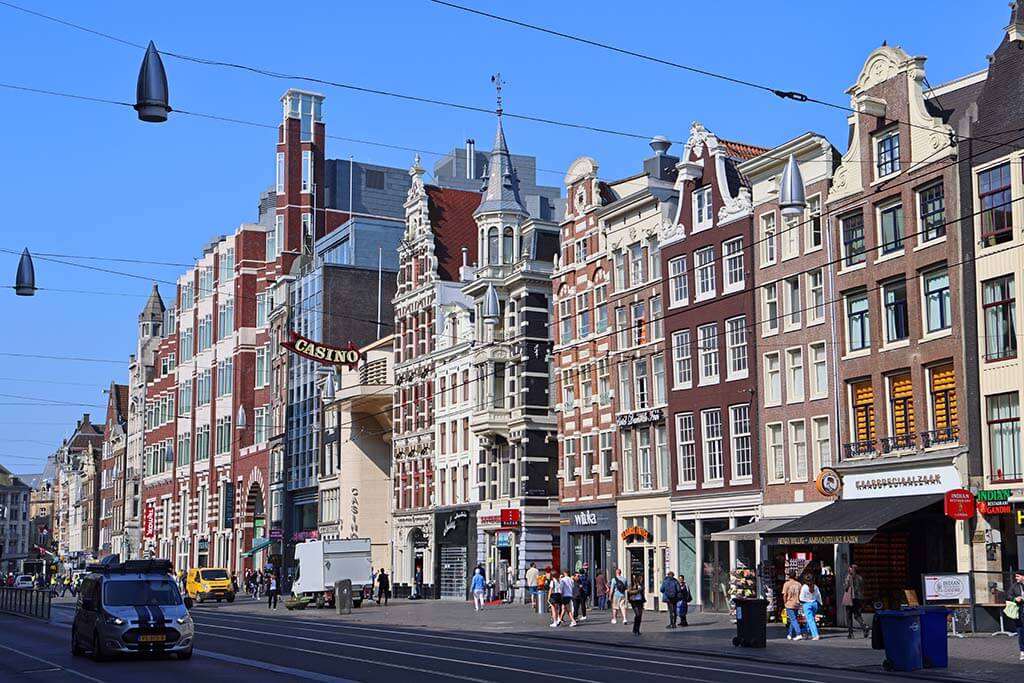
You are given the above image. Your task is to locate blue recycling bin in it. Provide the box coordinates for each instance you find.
[914,606,950,668]
[876,609,923,672]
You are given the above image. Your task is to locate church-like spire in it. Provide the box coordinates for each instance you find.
[139,282,165,322]
[475,73,526,217]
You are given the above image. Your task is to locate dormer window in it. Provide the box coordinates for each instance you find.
[693,186,713,230]
[875,128,901,178]
[487,227,499,265]
[502,228,514,265]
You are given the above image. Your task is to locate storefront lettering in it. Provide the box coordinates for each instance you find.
[443,510,468,537]
[854,473,942,491]
[479,514,502,526]
[621,526,652,541]
[976,489,1012,502]
[773,535,866,546]
[573,510,598,526]
[283,332,363,369]
[615,409,664,428]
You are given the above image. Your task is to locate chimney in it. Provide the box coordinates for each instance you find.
[460,246,471,281]
[644,136,679,182]
[465,139,476,179]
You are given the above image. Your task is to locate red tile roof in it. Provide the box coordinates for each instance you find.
[721,138,769,161]
[426,186,481,282]
[114,384,129,422]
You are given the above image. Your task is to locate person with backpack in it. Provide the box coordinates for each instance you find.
[676,573,693,626]
[577,563,591,620]
[627,574,646,636]
[609,568,629,625]
[660,571,681,629]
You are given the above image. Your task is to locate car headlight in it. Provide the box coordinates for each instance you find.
[104,614,125,626]
[201,583,210,591]
[176,616,189,625]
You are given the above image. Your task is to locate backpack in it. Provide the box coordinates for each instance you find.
[613,577,627,594]
[664,578,679,600]
[680,583,693,603]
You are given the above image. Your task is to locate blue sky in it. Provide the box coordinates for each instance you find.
[0,0,1009,472]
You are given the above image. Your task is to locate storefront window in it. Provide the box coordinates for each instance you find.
[701,520,729,612]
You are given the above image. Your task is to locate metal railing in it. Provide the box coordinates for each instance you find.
[0,587,51,621]
[880,433,916,454]
[842,439,877,460]
[920,427,959,449]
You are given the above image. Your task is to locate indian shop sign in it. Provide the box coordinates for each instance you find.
[283,332,363,369]
[976,489,1013,515]
[943,489,975,521]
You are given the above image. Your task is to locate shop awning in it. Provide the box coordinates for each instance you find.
[241,537,273,558]
[763,494,943,546]
[709,517,795,542]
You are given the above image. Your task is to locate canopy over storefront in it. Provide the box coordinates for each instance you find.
[763,494,943,546]
[241,537,273,558]
[709,517,795,542]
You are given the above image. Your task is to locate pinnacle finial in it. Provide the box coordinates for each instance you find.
[491,73,504,117]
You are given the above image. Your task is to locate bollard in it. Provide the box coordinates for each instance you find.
[537,593,545,616]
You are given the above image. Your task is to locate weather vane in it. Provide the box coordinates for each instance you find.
[491,72,504,117]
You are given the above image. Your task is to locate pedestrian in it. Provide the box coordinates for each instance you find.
[506,564,516,604]
[471,567,487,611]
[415,567,424,599]
[1007,568,1024,661]
[842,564,869,639]
[677,573,693,626]
[559,571,577,627]
[781,571,802,641]
[376,568,390,606]
[526,562,539,608]
[594,570,608,610]
[627,574,645,636]
[660,571,681,629]
[577,563,591,620]
[267,573,279,610]
[800,575,822,641]
[609,567,628,625]
[230,571,239,595]
[546,568,560,626]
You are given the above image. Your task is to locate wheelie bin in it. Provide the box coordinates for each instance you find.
[732,597,768,648]
[876,609,923,672]
[914,606,950,668]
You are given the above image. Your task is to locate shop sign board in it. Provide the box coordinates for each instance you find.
[269,528,283,541]
[615,409,663,428]
[976,489,1013,515]
[282,332,363,369]
[142,505,155,538]
[496,531,514,548]
[943,489,975,520]
[500,508,521,527]
[841,465,960,500]
[771,533,873,546]
[479,514,502,526]
[620,526,652,542]
[1016,505,1024,533]
[815,468,842,497]
[923,574,970,601]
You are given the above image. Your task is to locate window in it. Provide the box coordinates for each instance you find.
[561,369,575,409]
[847,291,870,351]
[178,379,192,416]
[668,256,689,306]
[764,352,781,405]
[983,275,1017,361]
[634,358,649,409]
[807,269,824,322]
[180,328,194,362]
[698,323,719,384]
[197,315,213,352]
[218,297,234,340]
[852,381,876,444]
[767,423,785,482]
[649,238,661,280]
[761,212,777,265]
[502,228,514,265]
[726,316,747,379]
[365,168,385,190]
[563,437,577,481]
[618,361,633,412]
[597,358,611,405]
[615,307,628,349]
[810,343,827,399]
[876,129,900,177]
[215,416,231,455]
[672,330,692,389]
[789,420,808,481]
[782,215,800,259]
[731,405,752,481]
[217,358,233,397]
[199,267,214,299]
[702,409,723,482]
[637,429,652,489]
[629,243,645,287]
[621,432,634,492]
[786,348,804,402]
[576,292,590,338]
[979,163,1012,246]
[652,354,666,405]
[930,364,958,434]
[301,150,312,192]
[180,282,194,311]
[197,369,211,406]
[255,346,269,387]
[649,296,663,341]
[594,285,608,333]
[254,406,268,444]
[842,212,866,267]
[883,279,909,343]
[176,433,191,467]
[301,213,312,254]
[274,216,284,258]
[924,269,951,333]
[613,251,625,290]
[265,228,277,263]
[276,153,285,193]
[813,417,832,468]
[559,297,573,345]
[676,413,696,486]
[987,392,1021,481]
[889,373,914,439]
[763,283,779,335]
[879,203,904,254]
[581,434,595,480]
[487,228,499,265]
[807,195,822,249]
[693,186,713,229]
[580,364,593,403]
[196,425,210,461]
[600,432,613,478]
[696,247,716,299]
[724,238,744,289]
[574,237,588,263]
[785,277,801,328]
[256,292,268,327]
[632,301,647,346]
[918,183,945,242]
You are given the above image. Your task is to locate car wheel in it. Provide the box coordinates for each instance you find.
[315,594,325,609]
[353,599,362,608]
[178,648,193,661]
[216,598,222,603]
[92,632,107,662]
[197,595,205,604]
[71,630,84,657]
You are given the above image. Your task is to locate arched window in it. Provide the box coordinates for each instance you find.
[488,227,499,265]
[503,227,515,264]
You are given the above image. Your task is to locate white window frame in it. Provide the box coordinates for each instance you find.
[805,195,823,252]
[761,211,777,266]
[693,186,714,231]
[561,436,575,482]
[725,316,748,381]
[812,415,832,469]
[668,255,689,307]
[701,409,724,485]
[807,269,825,324]
[786,347,804,403]
[781,214,800,260]
[767,422,785,484]
[763,282,779,336]
[695,247,716,301]
[723,237,745,292]
[275,152,285,194]
[676,412,696,489]
[764,352,781,406]
[671,329,692,390]
[784,276,801,331]
[730,404,752,484]
[809,342,828,400]
[697,323,719,385]
[788,419,808,483]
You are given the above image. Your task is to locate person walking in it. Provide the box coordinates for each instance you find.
[1008,568,1024,661]
[526,562,539,608]
[594,570,608,611]
[267,573,279,610]
[660,571,681,629]
[677,573,693,626]
[782,571,803,641]
[842,564,869,639]
[376,568,390,606]
[610,568,628,625]
[578,563,591,620]
[627,574,646,636]
[471,567,487,611]
[547,568,562,626]
[559,571,577,627]
[800,576,822,640]
[506,564,516,604]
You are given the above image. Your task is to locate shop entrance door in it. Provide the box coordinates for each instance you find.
[439,546,467,599]
[628,547,644,582]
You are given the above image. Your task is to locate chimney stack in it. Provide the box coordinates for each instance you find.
[465,139,476,179]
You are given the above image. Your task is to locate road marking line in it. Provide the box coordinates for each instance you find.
[195,648,355,682]
[196,622,592,682]
[0,642,106,683]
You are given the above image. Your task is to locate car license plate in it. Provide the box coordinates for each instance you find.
[139,634,165,643]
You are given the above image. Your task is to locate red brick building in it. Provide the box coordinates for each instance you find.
[98,382,127,558]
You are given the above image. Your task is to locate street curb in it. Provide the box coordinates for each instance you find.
[521,630,1006,683]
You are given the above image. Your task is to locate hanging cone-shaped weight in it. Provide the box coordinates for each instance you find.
[778,153,807,216]
[15,248,36,296]
[135,41,171,122]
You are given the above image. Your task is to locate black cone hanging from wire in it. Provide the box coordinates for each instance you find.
[15,248,36,296]
[134,41,171,123]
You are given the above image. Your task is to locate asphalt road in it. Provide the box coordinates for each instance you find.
[0,600,939,683]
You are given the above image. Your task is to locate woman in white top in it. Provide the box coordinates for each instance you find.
[800,576,822,640]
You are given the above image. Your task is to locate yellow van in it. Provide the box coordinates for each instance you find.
[186,567,234,603]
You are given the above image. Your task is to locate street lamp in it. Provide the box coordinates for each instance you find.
[134,41,171,123]
[164,443,174,466]
[778,153,807,216]
[15,248,35,296]
[236,405,246,429]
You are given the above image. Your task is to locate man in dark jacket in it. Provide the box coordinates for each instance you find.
[1010,568,1024,661]
[577,563,591,621]
[376,568,391,606]
[661,572,681,628]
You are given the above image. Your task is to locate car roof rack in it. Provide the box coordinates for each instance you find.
[84,559,174,575]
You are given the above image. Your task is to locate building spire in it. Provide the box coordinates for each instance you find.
[492,72,504,117]
[476,74,526,217]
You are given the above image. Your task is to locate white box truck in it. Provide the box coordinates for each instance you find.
[292,538,374,608]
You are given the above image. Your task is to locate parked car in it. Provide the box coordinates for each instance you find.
[13,575,34,589]
[185,567,234,603]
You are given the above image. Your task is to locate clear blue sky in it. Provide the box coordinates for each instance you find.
[0,0,1008,472]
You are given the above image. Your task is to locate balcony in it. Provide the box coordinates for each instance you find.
[880,433,916,454]
[842,439,877,459]
[920,427,959,449]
